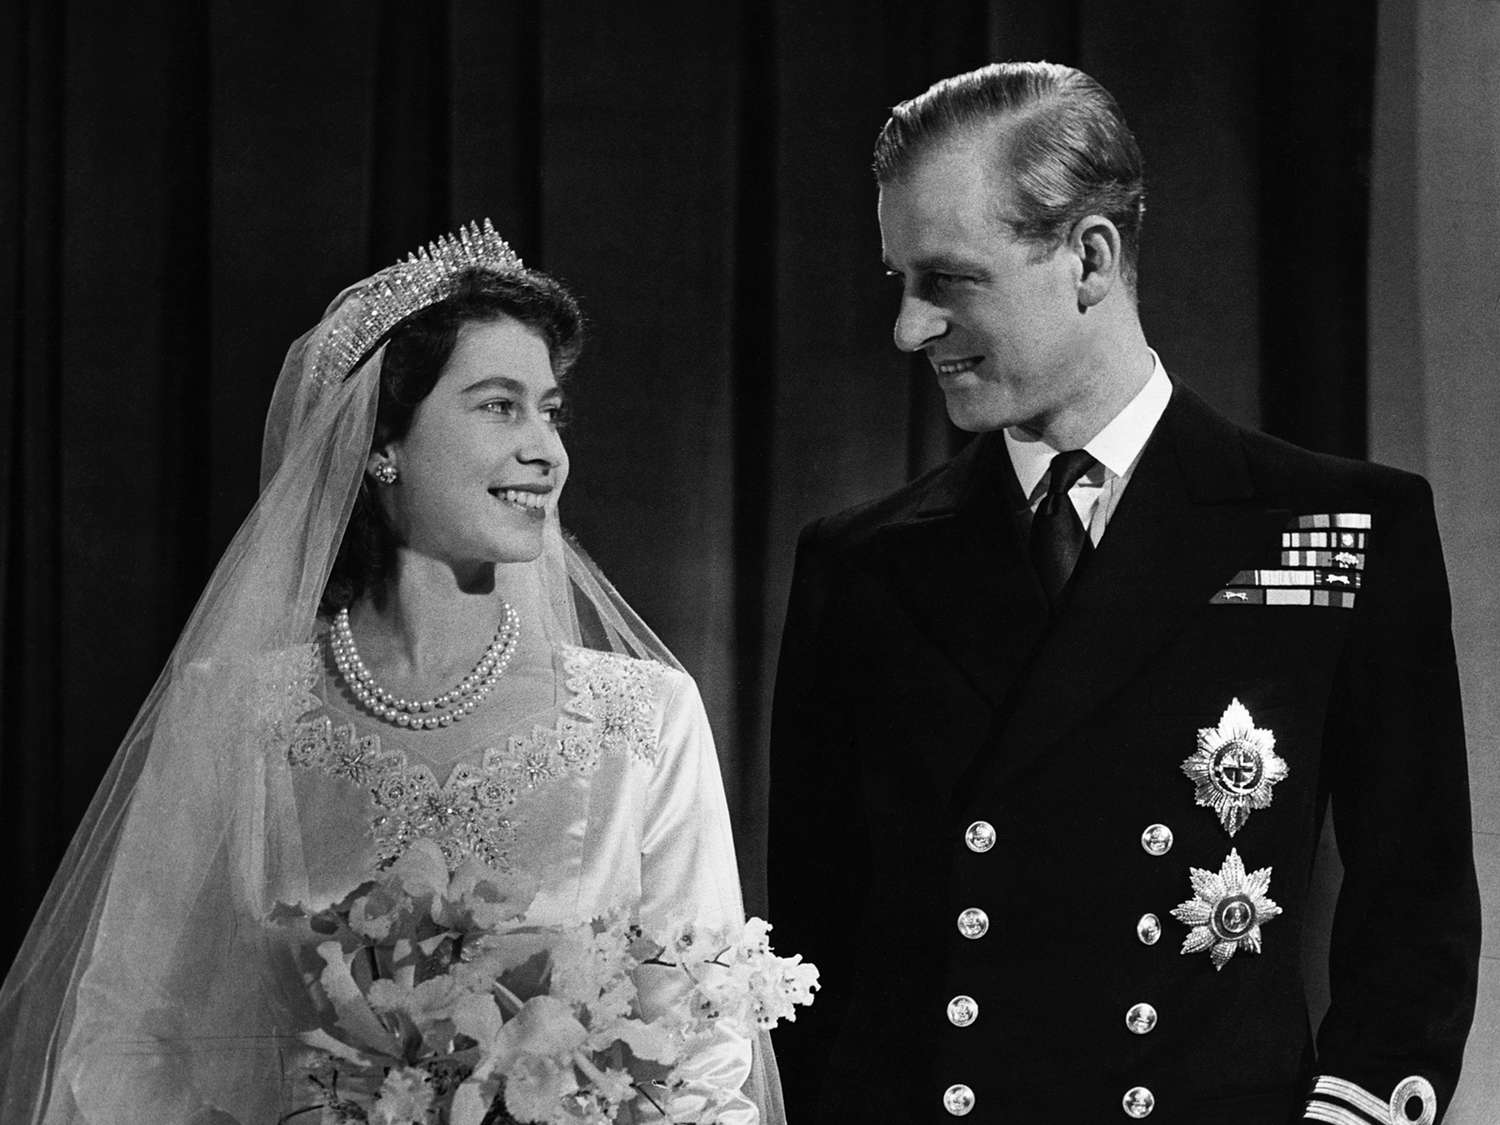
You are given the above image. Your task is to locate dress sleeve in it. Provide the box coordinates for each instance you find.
[1304,476,1481,1125]
[635,668,757,1124]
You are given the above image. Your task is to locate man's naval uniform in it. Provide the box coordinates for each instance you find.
[767,368,1480,1124]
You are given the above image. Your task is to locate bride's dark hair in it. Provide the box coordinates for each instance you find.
[321,266,584,613]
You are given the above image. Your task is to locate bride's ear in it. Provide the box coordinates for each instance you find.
[366,449,400,486]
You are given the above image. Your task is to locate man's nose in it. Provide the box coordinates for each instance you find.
[893,293,946,353]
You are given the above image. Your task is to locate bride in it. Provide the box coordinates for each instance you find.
[0,222,781,1124]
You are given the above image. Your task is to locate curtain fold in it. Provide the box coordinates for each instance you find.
[4,0,1377,960]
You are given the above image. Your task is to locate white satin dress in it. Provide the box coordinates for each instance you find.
[279,637,758,1123]
[60,636,757,1125]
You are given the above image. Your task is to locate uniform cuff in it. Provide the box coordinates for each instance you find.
[1304,1075,1436,1125]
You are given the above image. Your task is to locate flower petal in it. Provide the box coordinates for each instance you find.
[298,1027,375,1067]
[453,993,505,1050]
[451,1080,499,1125]
[313,941,401,1056]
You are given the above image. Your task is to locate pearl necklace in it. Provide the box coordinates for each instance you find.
[330,602,520,730]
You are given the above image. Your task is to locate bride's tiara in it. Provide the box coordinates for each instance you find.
[312,218,525,385]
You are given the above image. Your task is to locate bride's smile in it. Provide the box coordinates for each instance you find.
[370,315,569,571]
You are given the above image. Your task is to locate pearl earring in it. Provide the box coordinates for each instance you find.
[371,462,399,486]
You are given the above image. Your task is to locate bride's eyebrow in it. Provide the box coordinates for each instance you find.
[459,376,527,395]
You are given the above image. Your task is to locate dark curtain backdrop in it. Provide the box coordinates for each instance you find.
[2,1,1374,969]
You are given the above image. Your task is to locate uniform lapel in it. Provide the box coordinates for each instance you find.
[977,383,1289,788]
[871,435,1051,796]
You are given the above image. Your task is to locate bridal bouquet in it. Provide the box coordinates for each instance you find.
[272,840,818,1125]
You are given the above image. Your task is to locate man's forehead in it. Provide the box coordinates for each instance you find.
[892,120,1019,192]
[878,137,1016,264]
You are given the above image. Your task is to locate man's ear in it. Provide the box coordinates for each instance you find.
[1071,214,1123,309]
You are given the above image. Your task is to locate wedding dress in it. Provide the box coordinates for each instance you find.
[0,225,779,1125]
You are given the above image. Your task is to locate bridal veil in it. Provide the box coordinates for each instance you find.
[0,224,783,1125]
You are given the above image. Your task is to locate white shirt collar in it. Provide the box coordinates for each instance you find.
[1005,350,1173,499]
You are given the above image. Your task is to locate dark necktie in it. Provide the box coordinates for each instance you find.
[1030,449,1097,606]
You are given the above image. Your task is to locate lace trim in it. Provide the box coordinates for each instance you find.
[284,645,670,871]
[252,643,323,750]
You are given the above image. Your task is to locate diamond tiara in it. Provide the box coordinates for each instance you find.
[311,218,525,385]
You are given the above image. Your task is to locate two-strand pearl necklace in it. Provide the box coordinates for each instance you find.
[330,602,520,730]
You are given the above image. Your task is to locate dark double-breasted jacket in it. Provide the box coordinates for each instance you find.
[767,381,1479,1124]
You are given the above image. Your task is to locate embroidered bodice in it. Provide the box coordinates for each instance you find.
[59,638,757,1125]
[279,642,671,888]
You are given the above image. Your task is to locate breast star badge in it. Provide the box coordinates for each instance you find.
[1171,847,1281,970]
[1180,698,1288,836]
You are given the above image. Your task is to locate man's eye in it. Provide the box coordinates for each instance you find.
[543,403,572,428]
[913,272,962,300]
[482,399,517,416]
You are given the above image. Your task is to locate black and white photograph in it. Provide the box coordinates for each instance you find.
[2,3,1495,1123]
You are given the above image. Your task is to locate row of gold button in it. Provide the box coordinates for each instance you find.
[940,821,1166,1117]
[940,823,994,1114]
[1117,823,1176,1117]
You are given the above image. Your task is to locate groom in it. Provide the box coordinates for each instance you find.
[767,63,1479,1124]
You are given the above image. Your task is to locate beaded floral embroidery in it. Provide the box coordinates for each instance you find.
[284,646,669,872]
[251,643,323,751]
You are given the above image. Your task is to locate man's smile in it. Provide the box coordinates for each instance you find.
[934,356,983,376]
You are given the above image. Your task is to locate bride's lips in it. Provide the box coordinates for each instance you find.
[490,485,552,518]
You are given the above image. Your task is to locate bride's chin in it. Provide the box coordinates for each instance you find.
[490,532,547,566]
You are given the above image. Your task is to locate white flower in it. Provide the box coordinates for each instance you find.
[389,838,451,893]
[367,973,469,1025]
[441,859,540,930]
[370,1066,434,1124]
[549,919,638,1019]
[592,1067,637,1115]
[502,1056,581,1125]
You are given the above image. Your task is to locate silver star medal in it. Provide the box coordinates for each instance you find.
[1180,699,1288,836]
[1171,847,1282,970]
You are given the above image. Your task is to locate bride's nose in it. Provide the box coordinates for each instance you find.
[516,416,565,472]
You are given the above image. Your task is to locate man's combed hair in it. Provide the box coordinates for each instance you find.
[874,61,1146,285]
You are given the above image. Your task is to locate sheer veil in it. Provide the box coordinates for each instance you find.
[0,242,783,1124]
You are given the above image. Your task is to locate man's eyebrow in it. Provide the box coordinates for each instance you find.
[884,253,984,274]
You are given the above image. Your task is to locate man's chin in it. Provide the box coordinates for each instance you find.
[941,392,1017,434]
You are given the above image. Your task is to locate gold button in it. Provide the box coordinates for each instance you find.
[1139,824,1174,856]
[943,1084,975,1116]
[1125,1002,1158,1035]
[1136,913,1161,945]
[957,907,990,939]
[946,995,978,1027]
[1122,1086,1155,1118]
[965,820,996,852]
